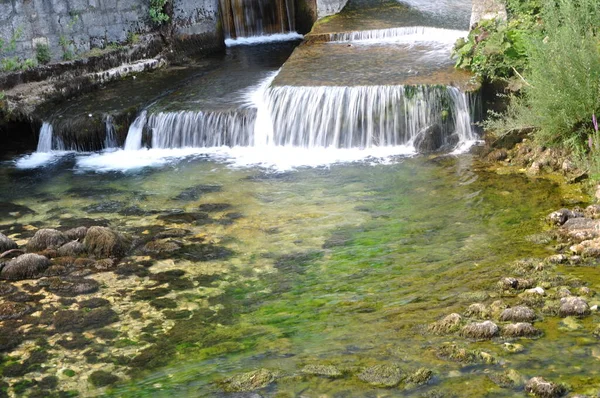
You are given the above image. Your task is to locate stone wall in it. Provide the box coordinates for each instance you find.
[470,0,507,28]
[316,0,348,19]
[0,0,221,63]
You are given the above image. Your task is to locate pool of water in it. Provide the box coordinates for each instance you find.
[2,152,598,397]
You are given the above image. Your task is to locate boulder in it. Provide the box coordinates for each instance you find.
[502,323,541,338]
[460,321,499,340]
[499,306,536,322]
[0,233,17,252]
[559,296,590,317]
[27,229,68,252]
[525,377,566,398]
[1,254,50,280]
[414,125,443,153]
[84,226,128,258]
[58,241,86,257]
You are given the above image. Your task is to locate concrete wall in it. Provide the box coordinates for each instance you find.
[316,0,348,19]
[0,0,221,62]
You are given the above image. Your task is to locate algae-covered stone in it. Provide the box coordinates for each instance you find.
[89,370,120,387]
[0,233,17,252]
[502,323,541,338]
[502,342,524,354]
[428,313,462,334]
[1,254,50,280]
[436,343,495,364]
[499,277,533,290]
[464,303,489,319]
[57,241,86,257]
[525,377,566,398]
[84,226,128,258]
[499,306,536,322]
[222,368,275,392]
[559,296,590,317]
[64,226,88,241]
[301,364,342,378]
[488,369,524,388]
[460,321,499,340]
[405,368,433,385]
[27,229,68,252]
[0,302,32,320]
[357,364,404,388]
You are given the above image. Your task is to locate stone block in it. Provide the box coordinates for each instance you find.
[0,2,14,22]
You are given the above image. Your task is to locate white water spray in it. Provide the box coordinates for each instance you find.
[124,111,147,151]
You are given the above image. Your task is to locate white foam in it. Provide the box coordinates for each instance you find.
[74,145,416,173]
[15,151,69,169]
[328,27,467,46]
[225,32,303,47]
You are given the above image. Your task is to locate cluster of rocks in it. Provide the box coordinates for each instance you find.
[220,364,433,393]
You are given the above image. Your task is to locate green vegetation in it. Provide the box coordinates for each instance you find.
[35,43,52,65]
[0,28,37,72]
[455,0,600,177]
[149,0,170,25]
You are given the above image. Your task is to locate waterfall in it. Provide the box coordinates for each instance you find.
[104,115,118,149]
[124,111,147,151]
[124,83,476,152]
[327,27,467,44]
[219,0,296,40]
[149,110,256,148]
[36,122,53,153]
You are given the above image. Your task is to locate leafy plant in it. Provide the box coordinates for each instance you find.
[149,0,170,25]
[1,57,20,72]
[127,31,140,45]
[35,44,51,64]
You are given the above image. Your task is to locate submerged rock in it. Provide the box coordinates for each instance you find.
[502,322,541,338]
[1,254,50,280]
[0,233,18,252]
[406,368,433,385]
[460,321,499,340]
[428,313,462,334]
[84,226,128,258]
[559,296,590,317]
[53,307,119,332]
[525,377,566,398]
[88,370,120,387]
[173,184,222,201]
[301,364,343,378]
[27,229,68,252]
[198,203,232,213]
[414,124,443,153]
[143,239,181,255]
[0,302,32,320]
[435,343,495,364]
[222,368,275,392]
[357,364,404,388]
[499,306,536,322]
[40,277,100,296]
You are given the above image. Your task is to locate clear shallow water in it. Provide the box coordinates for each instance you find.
[2,153,598,397]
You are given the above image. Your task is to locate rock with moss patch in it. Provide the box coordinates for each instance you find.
[89,370,120,387]
[406,368,433,385]
[499,306,536,322]
[301,364,342,378]
[41,277,99,296]
[143,239,181,255]
[460,321,499,340]
[0,302,32,320]
[1,254,50,280]
[464,303,489,319]
[27,229,68,252]
[499,277,533,290]
[58,241,86,257]
[502,322,541,338]
[428,313,462,334]
[84,226,128,258]
[559,296,590,317]
[0,233,17,252]
[548,209,582,226]
[525,377,566,398]
[64,227,88,241]
[357,364,404,388]
[222,368,275,392]
[435,343,495,364]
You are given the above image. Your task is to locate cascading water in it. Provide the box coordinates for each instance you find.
[219,0,297,44]
[123,111,147,150]
[326,27,467,44]
[104,115,118,149]
[36,122,54,153]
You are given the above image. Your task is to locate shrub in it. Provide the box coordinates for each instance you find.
[149,0,170,25]
[35,43,51,64]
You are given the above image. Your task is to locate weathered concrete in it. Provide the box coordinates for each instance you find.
[470,0,507,28]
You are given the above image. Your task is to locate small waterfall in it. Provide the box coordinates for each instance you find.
[104,115,118,149]
[219,0,296,39]
[124,111,147,151]
[36,122,53,152]
[259,85,474,148]
[149,110,256,148]
[327,27,467,44]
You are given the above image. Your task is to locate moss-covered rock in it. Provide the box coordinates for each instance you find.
[460,321,499,340]
[1,254,50,280]
[84,226,128,258]
[428,313,462,334]
[301,364,343,378]
[88,370,120,387]
[357,364,404,388]
[57,241,86,257]
[499,306,536,322]
[559,296,590,317]
[502,322,541,338]
[525,377,566,398]
[464,303,489,319]
[405,368,433,385]
[27,229,68,252]
[221,368,276,392]
[0,233,17,252]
